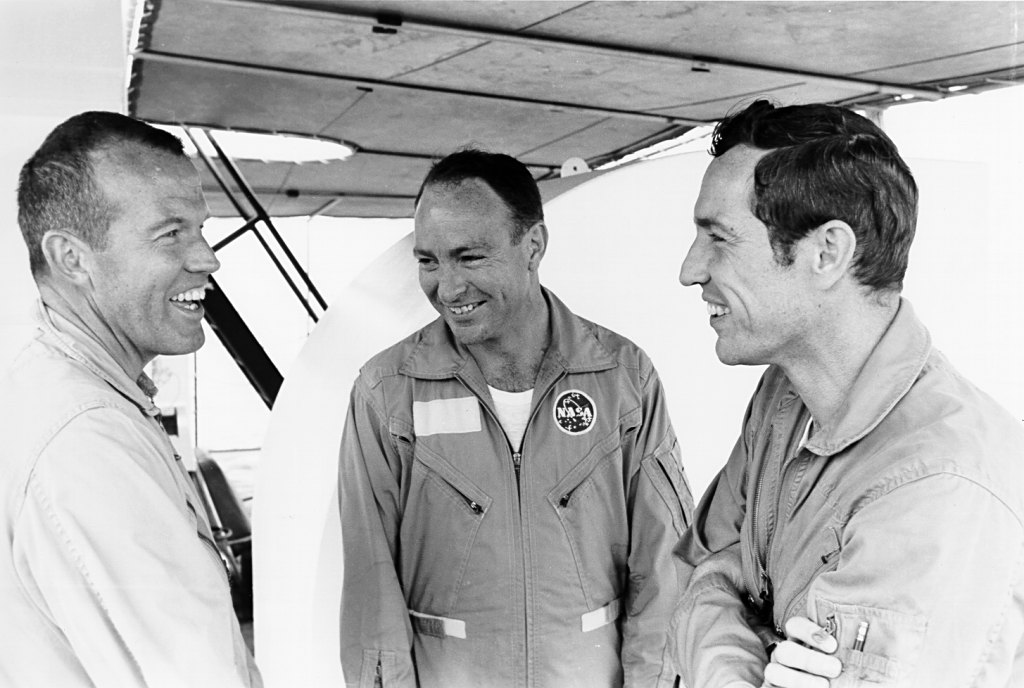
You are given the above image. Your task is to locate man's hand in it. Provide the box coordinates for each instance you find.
[762,616,842,688]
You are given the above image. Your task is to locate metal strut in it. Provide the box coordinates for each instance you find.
[183,127,329,322]
[181,126,330,407]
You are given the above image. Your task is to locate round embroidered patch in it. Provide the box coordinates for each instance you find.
[552,389,596,435]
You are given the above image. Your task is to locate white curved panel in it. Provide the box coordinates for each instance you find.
[252,235,435,687]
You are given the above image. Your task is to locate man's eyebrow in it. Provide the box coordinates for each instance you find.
[414,241,490,257]
[144,217,186,234]
[695,217,738,237]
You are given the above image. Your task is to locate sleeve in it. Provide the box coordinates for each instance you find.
[806,473,1024,687]
[338,378,418,688]
[669,393,772,688]
[13,408,259,688]
[620,365,695,688]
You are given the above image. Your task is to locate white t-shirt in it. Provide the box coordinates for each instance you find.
[487,385,534,452]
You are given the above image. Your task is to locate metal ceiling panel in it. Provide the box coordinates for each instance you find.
[526,2,1023,76]
[130,0,1024,219]
[133,57,673,163]
[146,0,487,79]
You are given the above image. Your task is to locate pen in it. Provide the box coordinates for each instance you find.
[852,621,869,651]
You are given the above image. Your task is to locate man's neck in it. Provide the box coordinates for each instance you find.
[470,296,550,393]
[781,296,900,427]
[38,280,147,381]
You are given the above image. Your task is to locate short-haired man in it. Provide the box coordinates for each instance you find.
[338,149,692,687]
[672,99,1024,686]
[0,112,261,686]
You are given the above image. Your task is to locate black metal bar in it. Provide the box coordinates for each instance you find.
[203,132,329,312]
[202,277,282,408]
[213,217,260,252]
[185,130,320,319]
[246,221,320,322]
[183,127,253,219]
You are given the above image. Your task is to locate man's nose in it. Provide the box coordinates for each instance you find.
[188,235,221,274]
[437,265,467,301]
[679,239,708,287]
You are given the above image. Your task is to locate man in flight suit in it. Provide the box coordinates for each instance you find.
[338,150,693,687]
[672,100,1024,687]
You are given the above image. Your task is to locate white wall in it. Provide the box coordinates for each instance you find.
[886,89,1024,420]
[0,0,128,369]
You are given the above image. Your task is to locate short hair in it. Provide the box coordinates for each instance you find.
[415,149,544,244]
[17,111,187,276]
[711,99,918,293]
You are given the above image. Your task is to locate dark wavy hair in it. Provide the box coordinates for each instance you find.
[415,149,544,244]
[18,111,186,276]
[711,100,918,292]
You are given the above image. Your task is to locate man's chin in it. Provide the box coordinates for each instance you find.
[158,331,207,357]
[714,340,748,367]
[446,319,486,347]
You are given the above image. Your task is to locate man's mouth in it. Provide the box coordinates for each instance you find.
[170,287,209,312]
[448,302,480,316]
[706,301,731,318]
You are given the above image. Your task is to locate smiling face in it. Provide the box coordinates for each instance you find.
[680,145,813,367]
[413,178,544,352]
[84,144,219,374]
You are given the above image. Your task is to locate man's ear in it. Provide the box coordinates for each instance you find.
[807,220,856,288]
[41,230,93,285]
[524,221,548,271]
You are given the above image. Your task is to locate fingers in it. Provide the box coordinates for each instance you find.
[772,639,842,679]
[784,616,838,654]
[763,658,831,688]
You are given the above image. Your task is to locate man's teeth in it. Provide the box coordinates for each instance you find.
[706,302,731,317]
[171,288,207,310]
[448,303,478,315]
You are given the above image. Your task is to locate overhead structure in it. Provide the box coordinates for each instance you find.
[129,0,1024,219]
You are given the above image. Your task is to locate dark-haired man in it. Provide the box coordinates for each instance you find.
[672,99,1024,686]
[0,112,261,686]
[338,149,692,687]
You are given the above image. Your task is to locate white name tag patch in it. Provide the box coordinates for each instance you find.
[413,397,481,436]
[409,610,467,639]
[581,597,622,632]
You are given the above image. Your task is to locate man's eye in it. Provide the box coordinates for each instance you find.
[462,255,484,263]
[417,257,436,268]
[162,229,180,239]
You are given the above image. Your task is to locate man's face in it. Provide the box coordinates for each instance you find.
[679,145,811,367]
[413,179,538,350]
[86,145,218,372]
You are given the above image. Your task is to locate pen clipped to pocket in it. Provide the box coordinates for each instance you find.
[814,599,926,681]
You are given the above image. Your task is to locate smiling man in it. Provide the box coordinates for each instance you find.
[0,112,260,686]
[337,149,692,687]
[671,100,1024,687]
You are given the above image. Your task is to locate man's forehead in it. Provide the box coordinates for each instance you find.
[706,144,764,186]
[420,177,516,217]
[694,145,765,220]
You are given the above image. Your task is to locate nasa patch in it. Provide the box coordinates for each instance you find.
[552,389,596,435]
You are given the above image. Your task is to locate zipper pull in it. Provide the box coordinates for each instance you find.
[512,451,522,477]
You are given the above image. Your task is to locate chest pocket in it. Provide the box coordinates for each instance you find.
[399,440,492,616]
[546,409,639,608]
[814,599,927,684]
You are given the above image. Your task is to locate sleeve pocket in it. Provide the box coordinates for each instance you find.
[641,444,694,534]
[814,599,927,684]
